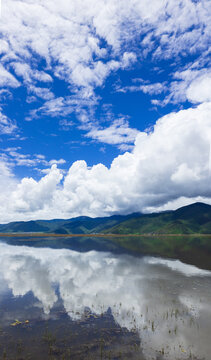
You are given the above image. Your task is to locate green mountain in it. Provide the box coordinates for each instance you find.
[0,214,140,234]
[0,202,210,235]
[105,202,211,234]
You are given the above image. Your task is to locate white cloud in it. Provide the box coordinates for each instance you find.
[49,158,66,165]
[116,67,211,108]
[2,149,47,167]
[0,108,17,134]
[11,62,53,85]
[145,195,211,214]
[145,69,211,107]
[186,73,211,103]
[0,102,210,222]
[0,0,210,120]
[0,64,20,88]
[10,164,62,213]
[0,160,17,220]
[28,93,98,121]
[118,144,134,152]
[117,81,167,95]
[1,149,68,171]
[0,0,140,95]
[86,118,140,145]
[28,85,54,101]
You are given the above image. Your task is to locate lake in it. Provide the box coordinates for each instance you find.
[0,236,210,359]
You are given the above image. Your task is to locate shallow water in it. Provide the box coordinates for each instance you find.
[0,237,210,359]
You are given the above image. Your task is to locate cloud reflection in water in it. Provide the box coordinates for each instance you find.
[0,242,210,360]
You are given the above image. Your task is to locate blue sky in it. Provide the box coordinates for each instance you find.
[0,0,211,222]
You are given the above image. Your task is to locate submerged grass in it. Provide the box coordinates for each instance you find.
[0,296,204,360]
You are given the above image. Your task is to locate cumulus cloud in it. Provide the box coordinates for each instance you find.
[0,160,18,222]
[0,0,211,219]
[186,73,211,103]
[10,164,62,213]
[0,102,210,222]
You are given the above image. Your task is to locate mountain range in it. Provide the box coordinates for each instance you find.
[0,202,211,235]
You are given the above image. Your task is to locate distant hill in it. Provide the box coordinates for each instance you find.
[0,213,140,234]
[0,202,210,235]
[104,202,211,235]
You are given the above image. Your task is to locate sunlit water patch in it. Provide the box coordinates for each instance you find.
[0,240,210,359]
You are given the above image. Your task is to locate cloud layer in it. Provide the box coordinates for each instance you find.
[0,101,210,222]
[0,0,211,137]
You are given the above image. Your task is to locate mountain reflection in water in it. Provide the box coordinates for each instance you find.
[0,241,210,360]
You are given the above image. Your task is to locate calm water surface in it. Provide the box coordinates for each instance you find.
[0,237,210,360]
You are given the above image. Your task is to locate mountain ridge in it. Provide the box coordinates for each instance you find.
[104,202,211,235]
[0,202,210,235]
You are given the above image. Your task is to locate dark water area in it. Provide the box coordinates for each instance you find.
[1,234,211,270]
[0,235,126,254]
[0,237,210,359]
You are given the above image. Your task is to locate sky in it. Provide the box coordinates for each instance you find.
[0,0,211,222]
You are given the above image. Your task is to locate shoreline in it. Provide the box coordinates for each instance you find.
[0,233,210,238]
